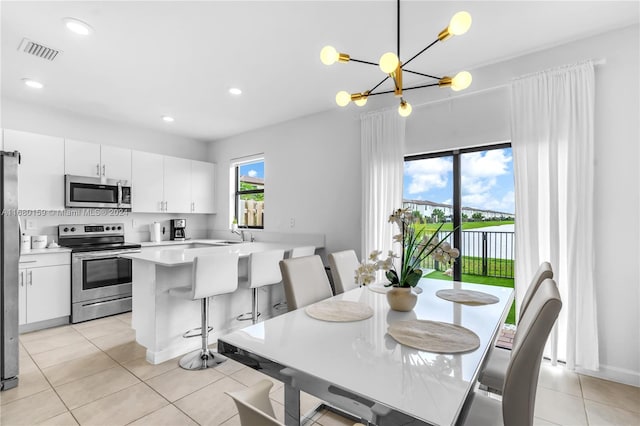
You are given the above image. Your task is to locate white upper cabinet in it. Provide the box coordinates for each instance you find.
[164,156,192,213]
[4,129,65,210]
[65,139,131,182]
[132,150,164,212]
[131,151,216,214]
[100,145,132,182]
[191,160,215,213]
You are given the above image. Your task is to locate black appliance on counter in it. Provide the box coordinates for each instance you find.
[58,223,141,323]
[170,219,186,241]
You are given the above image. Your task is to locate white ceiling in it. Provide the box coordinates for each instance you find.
[2,1,638,142]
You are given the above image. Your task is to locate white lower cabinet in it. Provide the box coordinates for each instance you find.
[19,253,71,326]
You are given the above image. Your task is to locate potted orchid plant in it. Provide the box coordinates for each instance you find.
[356,208,460,310]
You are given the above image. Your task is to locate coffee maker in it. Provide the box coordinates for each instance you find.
[170,219,186,241]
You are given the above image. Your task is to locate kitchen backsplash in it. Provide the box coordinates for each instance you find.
[21,211,211,244]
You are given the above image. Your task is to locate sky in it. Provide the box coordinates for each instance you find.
[403,148,515,214]
[239,160,264,179]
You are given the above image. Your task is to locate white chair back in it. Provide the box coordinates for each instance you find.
[328,250,360,294]
[226,379,282,426]
[502,278,561,425]
[519,261,553,320]
[191,252,239,300]
[248,249,285,289]
[279,255,333,310]
[288,245,315,258]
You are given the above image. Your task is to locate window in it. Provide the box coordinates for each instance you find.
[403,143,514,282]
[234,159,264,229]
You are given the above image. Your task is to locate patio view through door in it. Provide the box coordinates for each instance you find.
[404,143,516,324]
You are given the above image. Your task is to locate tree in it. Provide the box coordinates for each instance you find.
[432,208,445,222]
[472,212,484,221]
[462,212,469,222]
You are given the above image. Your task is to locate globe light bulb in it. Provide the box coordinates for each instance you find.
[451,71,472,91]
[354,97,368,107]
[335,91,351,107]
[398,100,412,117]
[320,45,339,65]
[449,11,472,36]
[379,52,399,74]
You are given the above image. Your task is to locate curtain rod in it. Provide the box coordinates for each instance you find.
[409,57,606,110]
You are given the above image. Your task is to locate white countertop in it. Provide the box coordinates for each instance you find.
[20,247,72,255]
[122,241,304,266]
[138,239,242,248]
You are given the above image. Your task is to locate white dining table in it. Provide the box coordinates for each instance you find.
[218,278,513,426]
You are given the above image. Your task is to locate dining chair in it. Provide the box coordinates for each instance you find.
[460,278,562,426]
[279,255,333,310]
[168,252,239,370]
[478,261,554,392]
[328,249,360,294]
[273,246,316,311]
[225,379,283,426]
[237,249,286,324]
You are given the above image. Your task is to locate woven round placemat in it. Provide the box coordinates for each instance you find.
[305,300,374,322]
[388,320,480,353]
[436,289,499,305]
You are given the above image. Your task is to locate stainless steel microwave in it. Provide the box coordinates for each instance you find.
[65,175,132,209]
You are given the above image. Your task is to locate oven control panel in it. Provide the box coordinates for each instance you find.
[58,223,125,237]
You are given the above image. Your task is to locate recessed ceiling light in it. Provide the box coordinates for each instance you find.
[162,115,175,123]
[22,78,44,89]
[63,17,93,36]
[229,88,242,95]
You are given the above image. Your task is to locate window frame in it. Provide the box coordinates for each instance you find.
[404,142,512,281]
[234,159,265,230]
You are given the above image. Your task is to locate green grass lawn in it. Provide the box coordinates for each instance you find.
[424,270,516,325]
[419,220,514,232]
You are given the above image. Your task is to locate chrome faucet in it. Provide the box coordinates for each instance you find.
[231,228,254,242]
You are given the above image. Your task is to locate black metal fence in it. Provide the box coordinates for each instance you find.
[421,230,515,279]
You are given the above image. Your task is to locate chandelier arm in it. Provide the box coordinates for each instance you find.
[350,58,381,67]
[401,39,440,68]
[403,69,442,80]
[367,76,390,94]
[369,82,441,97]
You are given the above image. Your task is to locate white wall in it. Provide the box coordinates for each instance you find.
[208,108,361,258]
[208,25,639,385]
[2,97,213,242]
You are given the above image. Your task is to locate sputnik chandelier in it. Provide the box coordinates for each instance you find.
[320,0,473,117]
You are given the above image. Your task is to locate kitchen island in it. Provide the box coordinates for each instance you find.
[122,241,313,364]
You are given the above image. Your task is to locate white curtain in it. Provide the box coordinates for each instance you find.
[511,61,598,371]
[361,109,405,260]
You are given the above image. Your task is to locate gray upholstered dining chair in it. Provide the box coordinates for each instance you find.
[478,261,553,393]
[225,379,283,426]
[460,278,562,426]
[273,246,316,311]
[328,249,360,294]
[279,255,333,310]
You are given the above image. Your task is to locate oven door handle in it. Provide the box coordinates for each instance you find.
[73,250,140,260]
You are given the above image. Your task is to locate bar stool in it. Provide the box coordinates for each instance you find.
[169,252,239,370]
[273,246,315,311]
[237,249,285,324]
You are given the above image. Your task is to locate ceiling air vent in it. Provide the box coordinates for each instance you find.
[17,38,62,61]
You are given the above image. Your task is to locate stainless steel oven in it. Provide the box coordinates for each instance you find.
[59,224,141,323]
[65,175,132,209]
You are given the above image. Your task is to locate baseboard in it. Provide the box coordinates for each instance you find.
[576,364,640,387]
[19,316,70,334]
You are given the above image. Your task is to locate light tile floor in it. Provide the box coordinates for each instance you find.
[1,313,638,426]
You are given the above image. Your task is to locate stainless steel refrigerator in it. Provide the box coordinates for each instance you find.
[1,150,20,391]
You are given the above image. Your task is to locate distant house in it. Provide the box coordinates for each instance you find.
[403,199,514,221]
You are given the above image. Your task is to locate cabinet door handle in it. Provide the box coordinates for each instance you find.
[164,201,168,212]
[102,164,106,176]
[96,164,100,176]
[28,270,33,286]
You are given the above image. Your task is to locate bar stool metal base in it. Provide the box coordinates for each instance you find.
[179,348,227,370]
